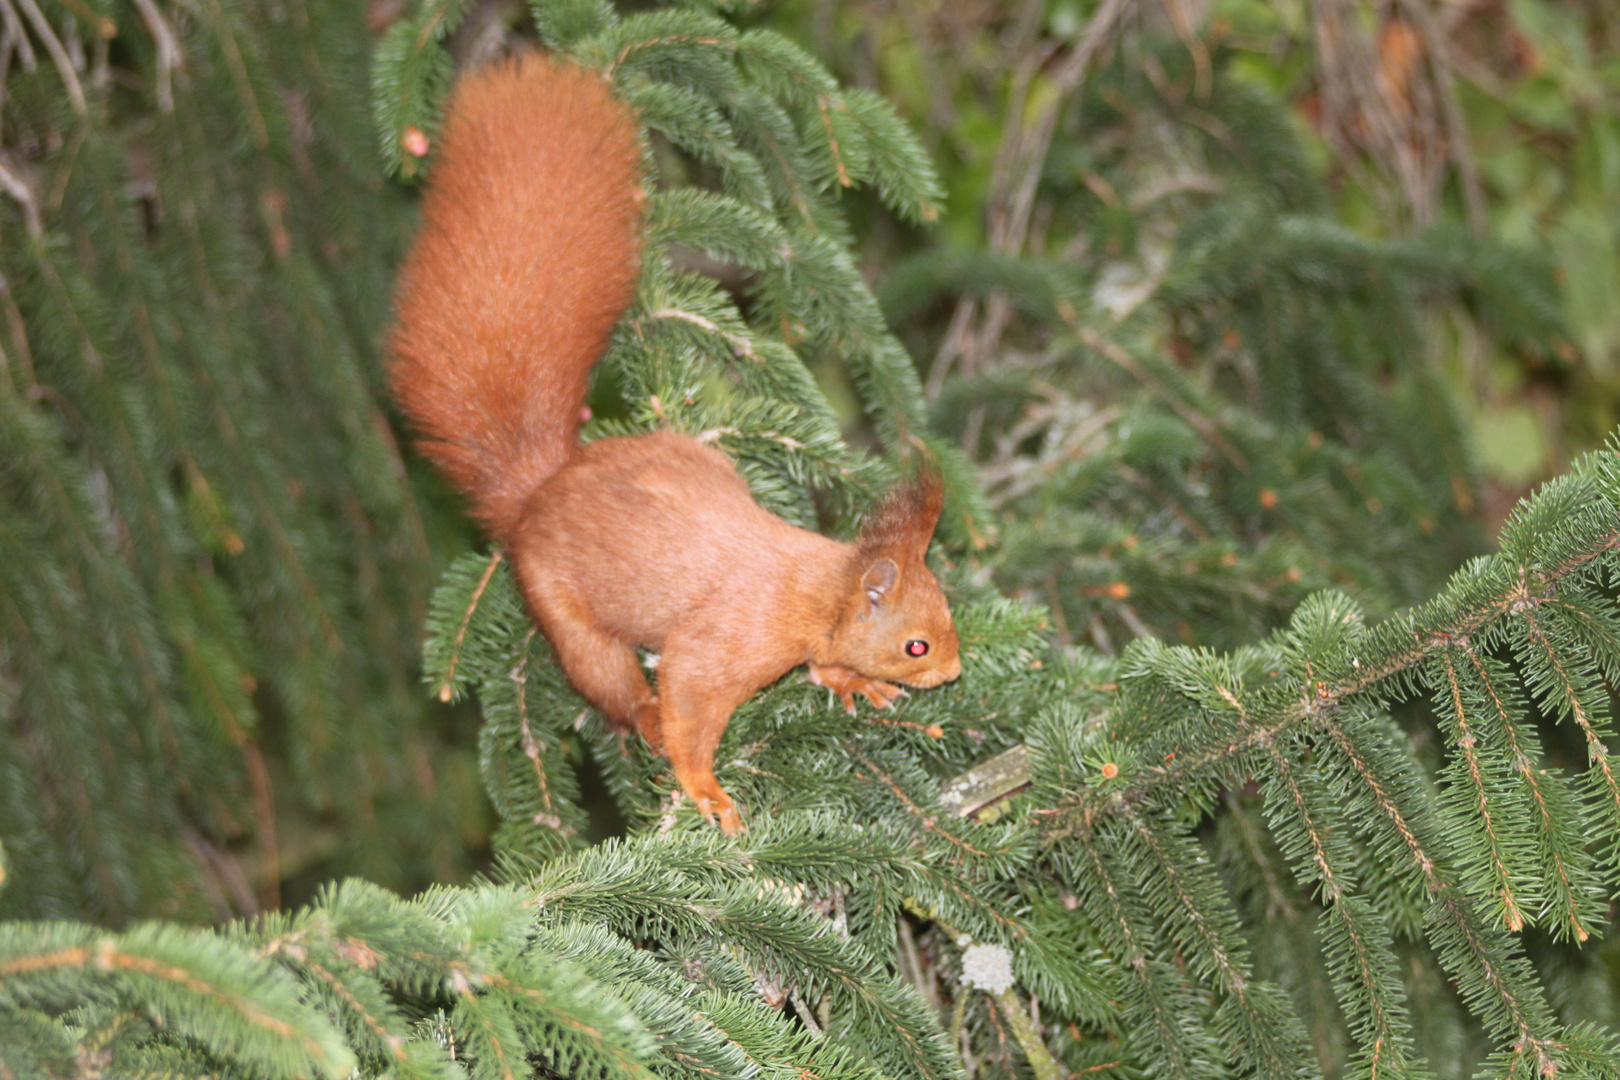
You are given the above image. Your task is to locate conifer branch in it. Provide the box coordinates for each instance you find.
[1098,513,1620,806]
[1117,806,1247,992]
[1316,714,1435,886]
[816,96,852,188]
[512,631,574,838]
[453,992,523,1080]
[1261,745,1416,1064]
[527,844,957,1080]
[1434,648,1525,932]
[639,307,762,363]
[924,906,1062,1080]
[1,927,355,1077]
[196,0,271,149]
[851,748,994,862]
[130,0,180,111]
[0,158,40,234]
[301,959,409,1061]
[1316,710,1562,1051]
[1459,643,1598,940]
[1114,803,1313,1077]
[1517,606,1620,827]
[435,550,505,703]
[1070,827,1208,1077]
[988,986,1063,1080]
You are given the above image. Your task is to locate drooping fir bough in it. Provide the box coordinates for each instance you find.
[0,0,478,919]
[7,1,1620,1079]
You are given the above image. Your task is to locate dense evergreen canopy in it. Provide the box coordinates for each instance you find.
[5,1,1620,1078]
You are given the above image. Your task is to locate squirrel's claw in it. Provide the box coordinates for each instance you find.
[810,665,903,714]
[832,679,902,713]
[853,677,904,711]
[694,793,743,836]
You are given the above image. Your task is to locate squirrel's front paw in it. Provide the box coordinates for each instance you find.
[809,664,905,714]
[843,675,903,713]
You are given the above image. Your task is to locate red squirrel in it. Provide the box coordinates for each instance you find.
[389,53,961,834]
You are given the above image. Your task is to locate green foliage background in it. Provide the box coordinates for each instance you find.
[778,0,1620,495]
[0,0,488,923]
[6,1,1620,1079]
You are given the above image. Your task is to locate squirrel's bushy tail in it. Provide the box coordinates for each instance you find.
[390,53,642,541]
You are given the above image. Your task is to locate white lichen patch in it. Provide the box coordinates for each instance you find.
[959,943,1015,993]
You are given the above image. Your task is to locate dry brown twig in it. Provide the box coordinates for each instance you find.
[930,0,1138,399]
[1312,0,1483,234]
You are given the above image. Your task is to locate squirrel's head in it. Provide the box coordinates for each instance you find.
[833,473,962,687]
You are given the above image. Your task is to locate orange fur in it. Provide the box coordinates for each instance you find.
[390,53,642,540]
[391,54,960,834]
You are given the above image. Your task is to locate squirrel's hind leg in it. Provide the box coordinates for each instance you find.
[531,596,662,750]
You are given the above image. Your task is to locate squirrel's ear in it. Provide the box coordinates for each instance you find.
[860,470,944,558]
[862,558,900,611]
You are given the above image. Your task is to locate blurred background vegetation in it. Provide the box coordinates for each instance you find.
[776,0,1620,502]
[0,0,1615,941]
[732,0,1617,655]
[5,0,1620,1074]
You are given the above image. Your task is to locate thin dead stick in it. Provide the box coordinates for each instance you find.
[1395,0,1486,234]
[13,0,85,115]
[1065,319,1248,470]
[995,0,1135,259]
[0,154,40,233]
[0,0,38,74]
[938,0,1138,386]
[131,0,182,112]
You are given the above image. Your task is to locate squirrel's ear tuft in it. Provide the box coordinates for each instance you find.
[859,469,943,558]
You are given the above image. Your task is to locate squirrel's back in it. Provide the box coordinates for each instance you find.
[390,53,642,541]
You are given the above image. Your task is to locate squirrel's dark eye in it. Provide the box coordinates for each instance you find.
[906,639,929,658]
